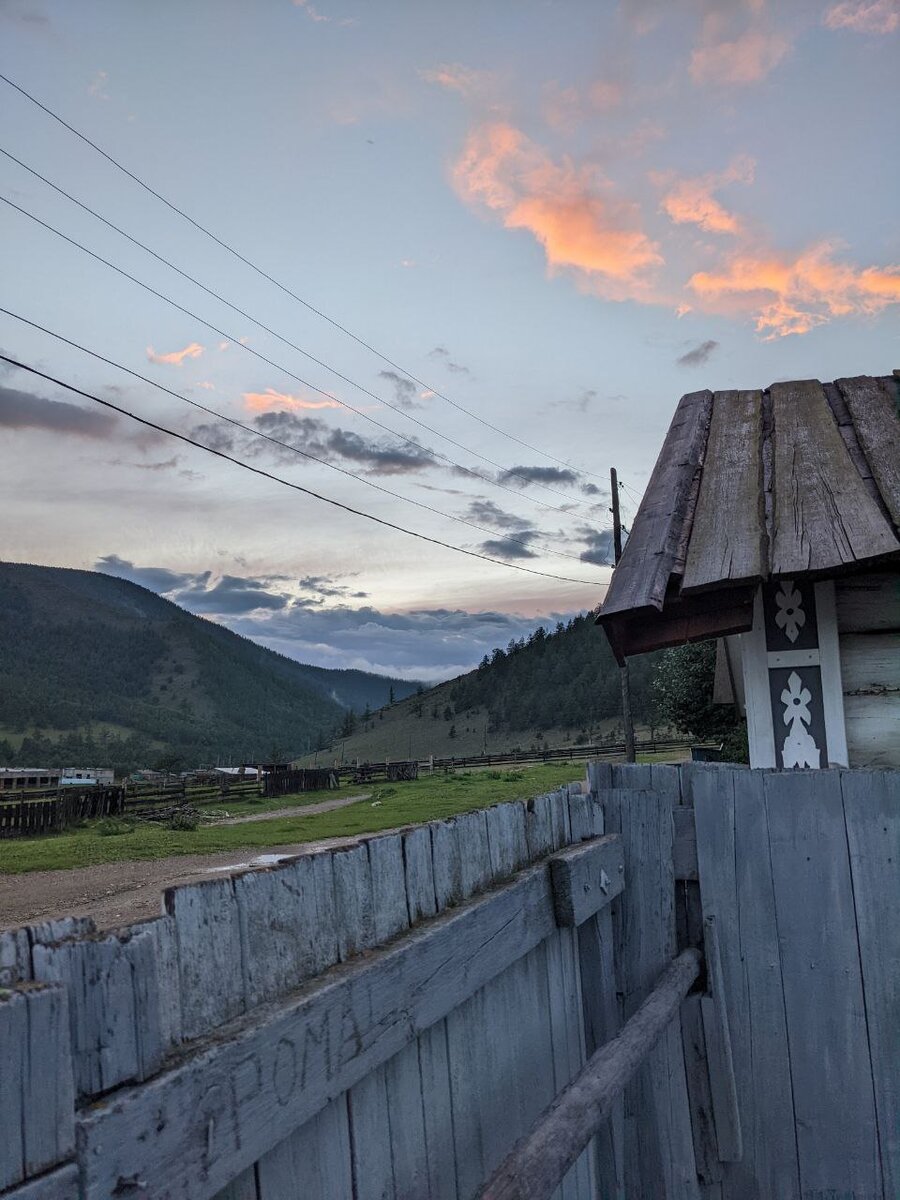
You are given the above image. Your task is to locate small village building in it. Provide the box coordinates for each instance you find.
[597,375,900,769]
[61,767,115,786]
[0,767,61,791]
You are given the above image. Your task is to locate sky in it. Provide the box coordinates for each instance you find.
[1,0,898,681]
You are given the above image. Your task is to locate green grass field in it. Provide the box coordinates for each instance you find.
[0,763,591,875]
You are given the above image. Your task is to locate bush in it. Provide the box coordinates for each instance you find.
[95,816,136,837]
[167,809,200,831]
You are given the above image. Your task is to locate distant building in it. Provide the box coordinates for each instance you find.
[61,767,115,786]
[0,768,61,791]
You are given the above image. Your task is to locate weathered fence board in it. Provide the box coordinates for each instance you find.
[841,769,900,1196]
[418,1019,459,1200]
[0,1163,81,1200]
[764,769,881,1198]
[693,767,800,1199]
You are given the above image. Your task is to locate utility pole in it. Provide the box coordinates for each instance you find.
[610,468,636,763]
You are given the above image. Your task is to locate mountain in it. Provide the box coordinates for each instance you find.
[0,562,419,772]
[305,613,666,764]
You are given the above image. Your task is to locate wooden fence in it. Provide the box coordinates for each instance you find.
[0,786,124,838]
[1,763,896,1198]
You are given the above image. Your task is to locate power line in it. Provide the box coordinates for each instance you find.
[0,70,610,490]
[0,147,586,511]
[0,353,606,588]
[0,191,578,522]
[0,306,594,566]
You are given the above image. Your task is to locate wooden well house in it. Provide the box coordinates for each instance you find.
[597,375,900,769]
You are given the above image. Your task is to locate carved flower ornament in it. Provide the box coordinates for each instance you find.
[781,671,812,727]
[774,580,805,643]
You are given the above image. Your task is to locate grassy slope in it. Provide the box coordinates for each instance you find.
[1,763,588,874]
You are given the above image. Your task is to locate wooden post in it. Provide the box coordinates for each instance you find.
[611,468,636,763]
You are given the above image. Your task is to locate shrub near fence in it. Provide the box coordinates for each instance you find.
[0,786,125,839]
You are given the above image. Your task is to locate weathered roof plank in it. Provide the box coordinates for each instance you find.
[770,380,899,575]
[836,376,900,530]
[600,389,712,617]
[682,390,765,593]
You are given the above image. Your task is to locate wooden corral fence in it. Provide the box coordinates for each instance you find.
[0,785,124,839]
[262,766,339,797]
[1,763,896,1199]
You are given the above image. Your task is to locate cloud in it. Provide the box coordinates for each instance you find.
[549,389,598,413]
[418,63,493,97]
[824,0,899,33]
[87,69,109,100]
[0,384,117,438]
[146,342,205,366]
[174,575,291,614]
[196,381,216,391]
[542,80,623,133]
[578,527,615,566]
[379,370,419,408]
[293,0,330,21]
[689,242,900,338]
[480,534,538,560]
[298,574,368,599]
[95,555,210,594]
[243,387,340,412]
[677,339,719,367]
[658,155,755,235]
[498,464,580,488]
[429,346,449,358]
[452,122,663,301]
[464,500,531,531]
[690,26,790,86]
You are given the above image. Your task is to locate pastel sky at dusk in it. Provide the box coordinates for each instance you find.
[2,0,898,679]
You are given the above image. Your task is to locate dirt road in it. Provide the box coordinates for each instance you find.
[0,794,378,931]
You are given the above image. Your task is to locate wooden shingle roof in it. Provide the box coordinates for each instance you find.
[597,375,900,661]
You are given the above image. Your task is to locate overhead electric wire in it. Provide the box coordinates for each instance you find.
[0,147,588,511]
[0,70,610,490]
[0,307,594,566]
[0,191,580,522]
[0,353,605,588]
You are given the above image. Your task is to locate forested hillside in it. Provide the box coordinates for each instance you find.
[0,562,417,771]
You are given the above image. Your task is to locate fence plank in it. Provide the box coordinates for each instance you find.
[841,768,900,1196]
[447,986,490,1199]
[603,787,699,1199]
[129,915,182,1050]
[693,767,799,1199]
[0,1163,80,1200]
[257,1095,352,1199]
[418,1020,459,1200]
[349,1064,396,1200]
[403,825,438,923]
[333,843,376,960]
[368,834,411,943]
[213,1165,259,1200]
[550,836,624,927]
[431,818,463,910]
[699,917,741,1163]
[32,930,163,1099]
[457,809,493,896]
[765,769,881,1198]
[165,876,244,1041]
[385,1040,430,1196]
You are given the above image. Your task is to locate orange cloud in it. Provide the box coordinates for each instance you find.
[689,243,900,337]
[542,80,623,133]
[242,388,340,413]
[452,122,662,299]
[659,155,755,235]
[690,27,789,85]
[146,342,204,366]
[824,0,899,33]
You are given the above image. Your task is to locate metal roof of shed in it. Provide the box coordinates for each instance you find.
[597,375,900,661]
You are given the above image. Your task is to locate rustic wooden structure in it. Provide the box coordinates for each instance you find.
[597,375,900,768]
[262,766,338,796]
[0,785,124,838]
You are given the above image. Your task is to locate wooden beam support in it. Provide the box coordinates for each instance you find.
[549,836,624,927]
[477,948,702,1200]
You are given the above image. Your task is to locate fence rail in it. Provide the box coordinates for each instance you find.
[0,786,125,838]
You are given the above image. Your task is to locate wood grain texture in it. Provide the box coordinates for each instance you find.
[128,915,182,1050]
[213,1165,259,1200]
[549,836,624,927]
[0,985,75,1191]
[431,818,464,911]
[839,631,900,693]
[403,824,438,923]
[680,996,724,1188]
[692,767,800,1199]
[603,787,700,1199]
[332,843,375,961]
[600,390,713,617]
[348,1064,395,1200]
[385,1039,430,1197]
[844,692,900,769]
[770,379,899,574]
[31,929,163,1099]
[764,769,881,1197]
[698,917,741,1164]
[682,391,765,593]
[0,1163,80,1200]
[76,860,561,1200]
[368,834,410,944]
[837,375,900,528]
[418,1020,459,1200]
[835,571,900,632]
[165,876,244,1041]
[841,769,900,1197]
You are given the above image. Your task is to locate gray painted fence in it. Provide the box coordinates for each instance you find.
[2,764,895,1199]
